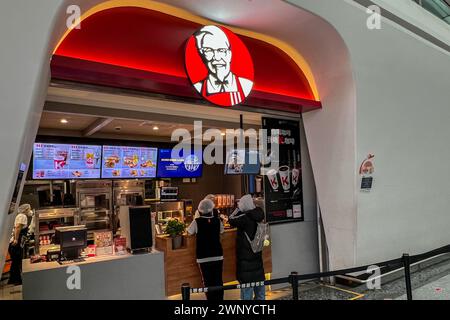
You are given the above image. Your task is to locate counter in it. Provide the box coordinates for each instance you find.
[22,251,165,299]
[156,228,272,296]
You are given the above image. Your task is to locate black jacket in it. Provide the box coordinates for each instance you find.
[229,207,265,283]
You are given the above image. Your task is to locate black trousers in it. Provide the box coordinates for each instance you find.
[8,243,23,285]
[199,260,224,301]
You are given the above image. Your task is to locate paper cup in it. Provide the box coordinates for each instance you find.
[292,168,300,187]
[267,169,279,191]
[279,166,290,192]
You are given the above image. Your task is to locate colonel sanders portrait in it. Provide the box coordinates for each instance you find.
[193,25,253,105]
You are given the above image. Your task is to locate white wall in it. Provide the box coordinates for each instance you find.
[0,0,65,271]
[285,0,450,266]
[270,120,319,280]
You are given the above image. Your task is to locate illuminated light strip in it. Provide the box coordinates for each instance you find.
[53,0,320,101]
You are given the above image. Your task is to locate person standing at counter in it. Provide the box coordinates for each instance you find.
[229,194,266,300]
[8,204,32,285]
[187,199,225,301]
[193,194,219,219]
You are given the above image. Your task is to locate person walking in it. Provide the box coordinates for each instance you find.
[8,204,32,285]
[229,194,266,300]
[187,198,225,301]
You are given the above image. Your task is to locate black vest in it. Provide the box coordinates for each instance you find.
[195,216,223,260]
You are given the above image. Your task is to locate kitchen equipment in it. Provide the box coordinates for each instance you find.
[76,180,112,240]
[160,187,178,201]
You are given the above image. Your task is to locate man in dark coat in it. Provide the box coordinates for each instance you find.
[229,194,266,300]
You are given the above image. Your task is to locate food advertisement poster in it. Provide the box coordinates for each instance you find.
[102,146,158,178]
[262,118,303,224]
[33,143,101,179]
[94,231,114,256]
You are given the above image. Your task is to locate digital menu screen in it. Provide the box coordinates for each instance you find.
[224,149,261,175]
[157,148,203,178]
[33,143,102,179]
[102,146,158,179]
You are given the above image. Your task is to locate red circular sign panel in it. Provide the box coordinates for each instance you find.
[185,25,254,107]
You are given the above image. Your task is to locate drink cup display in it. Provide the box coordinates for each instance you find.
[279,166,291,192]
[54,156,65,169]
[292,168,300,187]
[267,169,279,191]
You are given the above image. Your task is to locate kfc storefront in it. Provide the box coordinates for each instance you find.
[19,2,324,299]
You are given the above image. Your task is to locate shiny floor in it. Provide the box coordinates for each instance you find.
[3,255,450,300]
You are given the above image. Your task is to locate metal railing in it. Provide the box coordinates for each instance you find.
[181,244,450,301]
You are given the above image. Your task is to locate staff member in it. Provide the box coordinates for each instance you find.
[8,204,32,285]
[187,199,224,301]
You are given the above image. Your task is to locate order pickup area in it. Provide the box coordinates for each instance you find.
[22,252,165,300]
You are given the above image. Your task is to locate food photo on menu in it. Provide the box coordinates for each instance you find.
[32,143,101,179]
[101,145,158,179]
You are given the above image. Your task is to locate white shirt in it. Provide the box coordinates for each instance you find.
[194,74,253,96]
[10,213,28,243]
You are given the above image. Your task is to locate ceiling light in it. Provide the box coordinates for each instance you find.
[153,126,159,131]
[221,132,226,136]
[60,119,68,124]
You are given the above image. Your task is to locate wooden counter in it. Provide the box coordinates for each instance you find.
[155,228,272,296]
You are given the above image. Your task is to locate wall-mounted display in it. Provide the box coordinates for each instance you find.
[157,148,202,178]
[224,149,260,175]
[33,143,101,180]
[101,146,158,179]
[262,118,303,224]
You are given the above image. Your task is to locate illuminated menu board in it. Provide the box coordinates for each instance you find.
[102,146,158,179]
[33,143,101,179]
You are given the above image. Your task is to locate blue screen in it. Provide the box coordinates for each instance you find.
[224,149,261,175]
[157,148,203,178]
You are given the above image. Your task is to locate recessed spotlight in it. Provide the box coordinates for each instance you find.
[60,119,68,124]
[153,126,159,131]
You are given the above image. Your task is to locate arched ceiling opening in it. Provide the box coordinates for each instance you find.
[51,0,321,112]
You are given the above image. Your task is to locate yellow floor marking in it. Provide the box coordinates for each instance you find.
[321,284,365,300]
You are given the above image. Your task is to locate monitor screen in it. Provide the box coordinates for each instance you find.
[224,149,261,175]
[33,143,101,179]
[56,227,87,249]
[102,146,158,179]
[157,148,203,178]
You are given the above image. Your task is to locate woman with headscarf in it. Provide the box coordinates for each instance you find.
[187,198,224,301]
[8,203,33,285]
[229,194,266,300]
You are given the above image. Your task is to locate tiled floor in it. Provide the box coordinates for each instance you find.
[0,284,23,300]
[4,255,450,300]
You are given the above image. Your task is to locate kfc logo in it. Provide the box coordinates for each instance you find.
[185,25,254,107]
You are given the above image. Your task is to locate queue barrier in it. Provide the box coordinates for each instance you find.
[181,244,450,301]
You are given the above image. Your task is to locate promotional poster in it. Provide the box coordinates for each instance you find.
[262,118,303,224]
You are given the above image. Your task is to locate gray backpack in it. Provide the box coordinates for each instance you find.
[245,222,270,253]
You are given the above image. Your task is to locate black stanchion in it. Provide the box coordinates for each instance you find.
[402,254,413,301]
[181,283,191,301]
[290,271,299,300]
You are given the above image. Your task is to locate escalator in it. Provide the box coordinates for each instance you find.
[414,0,450,24]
